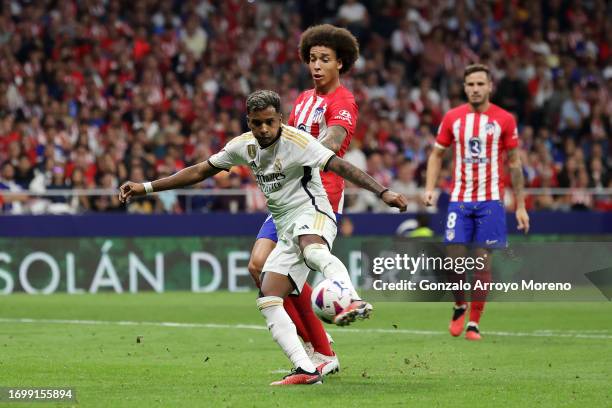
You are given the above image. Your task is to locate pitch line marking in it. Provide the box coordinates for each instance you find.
[0,318,610,340]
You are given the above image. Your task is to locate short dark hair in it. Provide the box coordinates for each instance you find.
[299,24,360,75]
[463,64,491,80]
[246,90,281,114]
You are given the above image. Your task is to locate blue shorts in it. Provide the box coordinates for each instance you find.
[443,200,506,248]
[256,213,341,243]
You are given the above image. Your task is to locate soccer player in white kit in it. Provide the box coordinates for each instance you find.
[119,90,408,385]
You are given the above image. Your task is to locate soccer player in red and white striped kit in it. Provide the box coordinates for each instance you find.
[424,64,530,340]
[248,24,359,373]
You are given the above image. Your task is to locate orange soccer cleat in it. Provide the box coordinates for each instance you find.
[449,304,467,337]
[465,323,482,341]
[270,367,322,386]
[333,300,373,326]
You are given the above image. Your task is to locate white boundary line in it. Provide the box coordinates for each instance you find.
[0,318,610,339]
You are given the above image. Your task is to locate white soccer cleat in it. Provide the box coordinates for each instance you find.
[311,351,340,376]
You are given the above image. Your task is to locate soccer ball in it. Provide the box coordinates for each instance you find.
[311,279,352,324]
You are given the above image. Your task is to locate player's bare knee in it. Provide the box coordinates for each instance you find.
[260,272,293,298]
[302,242,331,270]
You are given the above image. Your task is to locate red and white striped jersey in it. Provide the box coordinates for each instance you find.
[288,85,358,213]
[436,103,519,202]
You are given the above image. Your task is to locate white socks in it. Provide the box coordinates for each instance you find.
[303,243,361,300]
[257,296,316,372]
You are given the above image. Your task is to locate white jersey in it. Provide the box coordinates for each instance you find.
[208,124,336,232]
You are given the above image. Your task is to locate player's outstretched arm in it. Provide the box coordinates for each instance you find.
[326,156,408,211]
[423,146,445,206]
[118,160,222,203]
[507,148,530,234]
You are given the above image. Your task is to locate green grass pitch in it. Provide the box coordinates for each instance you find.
[0,293,610,407]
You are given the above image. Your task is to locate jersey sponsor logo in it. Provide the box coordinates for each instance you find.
[255,172,286,194]
[247,144,257,159]
[469,138,481,157]
[333,109,353,125]
[462,157,490,164]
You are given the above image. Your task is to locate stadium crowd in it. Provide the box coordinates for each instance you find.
[0,0,611,214]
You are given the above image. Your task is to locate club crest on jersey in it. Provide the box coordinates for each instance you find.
[312,106,325,122]
[247,144,257,159]
[446,229,455,241]
[274,158,282,172]
[485,122,496,136]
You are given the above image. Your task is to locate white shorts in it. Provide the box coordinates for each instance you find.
[262,208,337,294]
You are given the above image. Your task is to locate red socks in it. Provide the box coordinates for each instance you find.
[284,283,334,356]
[295,283,334,356]
[469,267,492,324]
[283,295,310,343]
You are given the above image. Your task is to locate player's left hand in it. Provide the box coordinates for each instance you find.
[516,207,530,234]
[381,190,409,212]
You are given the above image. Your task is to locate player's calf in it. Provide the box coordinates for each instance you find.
[257,295,317,374]
[302,243,361,300]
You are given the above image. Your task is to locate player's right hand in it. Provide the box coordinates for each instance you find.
[119,181,145,203]
[422,190,435,206]
[382,190,409,212]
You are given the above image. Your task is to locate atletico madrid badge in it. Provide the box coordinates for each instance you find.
[446,229,455,241]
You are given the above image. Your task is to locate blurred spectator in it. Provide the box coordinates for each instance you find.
[0,161,27,213]
[389,161,420,213]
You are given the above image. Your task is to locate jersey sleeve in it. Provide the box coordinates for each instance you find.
[326,97,358,135]
[208,137,249,170]
[435,113,453,149]
[502,114,519,150]
[300,138,336,171]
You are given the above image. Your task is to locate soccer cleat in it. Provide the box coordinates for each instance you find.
[449,304,467,337]
[333,300,373,326]
[270,367,322,385]
[312,351,340,376]
[465,323,482,341]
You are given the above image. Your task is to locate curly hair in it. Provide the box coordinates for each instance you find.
[299,24,360,75]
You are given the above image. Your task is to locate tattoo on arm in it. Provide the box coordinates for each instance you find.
[320,126,347,154]
[508,148,525,206]
[326,156,385,195]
